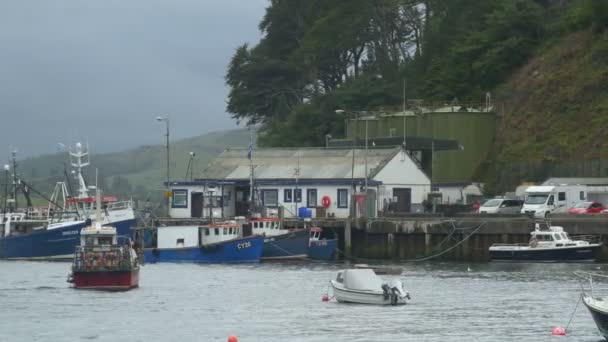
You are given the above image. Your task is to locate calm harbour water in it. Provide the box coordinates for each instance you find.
[0,260,607,342]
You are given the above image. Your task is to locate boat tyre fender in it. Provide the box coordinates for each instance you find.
[104,252,115,268]
[85,254,94,268]
[529,238,538,248]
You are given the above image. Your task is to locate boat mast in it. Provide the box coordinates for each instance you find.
[248,126,255,216]
[69,143,90,199]
[10,150,18,210]
[294,151,300,217]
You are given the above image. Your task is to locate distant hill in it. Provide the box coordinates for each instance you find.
[8,128,251,204]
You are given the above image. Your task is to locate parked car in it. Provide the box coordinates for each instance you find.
[568,201,605,214]
[478,199,523,214]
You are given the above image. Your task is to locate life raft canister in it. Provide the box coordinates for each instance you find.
[321,196,331,208]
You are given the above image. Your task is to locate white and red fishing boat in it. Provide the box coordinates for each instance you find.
[67,191,139,290]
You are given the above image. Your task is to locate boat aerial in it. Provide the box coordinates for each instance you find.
[488,223,602,262]
[329,268,410,305]
[143,220,264,263]
[576,271,608,340]
[0,144,135,260]
[308,226,338,260]
[67,190,139,291]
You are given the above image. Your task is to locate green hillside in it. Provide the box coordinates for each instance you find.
[225,0,608,194]
[8,129,250,204]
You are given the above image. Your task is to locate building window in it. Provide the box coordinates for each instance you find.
[337,189,348,208]
[294,189,302,203]
[580,191,585,200]
[262,189,279,207]
[214,228,219,235]
[172,189,188,208]
[284,189,293,203]
[558,192,566,201]
[307,189,317,208]
[204,228,210,236]
[389,128,397,137]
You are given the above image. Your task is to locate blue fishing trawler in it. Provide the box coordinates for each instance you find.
[143,221,264,263]
[0,144,135,260]
[246,217,309,260]
[308,227,338,260]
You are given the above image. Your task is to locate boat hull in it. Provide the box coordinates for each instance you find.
[308,239,338,260]
[489,244,602,262]
[0,218,136,260]
[583,295,608,340]
[72,269,139,291]
[143,236,264,263]
[330,281,408,305]
[261,229,309,260]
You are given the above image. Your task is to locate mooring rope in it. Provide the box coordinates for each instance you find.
[335,221,487,263]
[565,294,582,333]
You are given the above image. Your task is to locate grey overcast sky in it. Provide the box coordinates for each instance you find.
[0,0,267,158]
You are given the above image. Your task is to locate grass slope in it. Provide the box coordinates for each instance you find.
[486,29,608,191]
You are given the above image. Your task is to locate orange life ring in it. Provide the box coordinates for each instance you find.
[321,196,331,208]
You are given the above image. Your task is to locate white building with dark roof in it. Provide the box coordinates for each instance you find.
[168,147,430,219]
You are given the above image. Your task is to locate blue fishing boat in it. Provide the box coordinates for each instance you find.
[143,221,264,263]
[0,144,135,260]
[308,227,338,260]
[247,218,309,260]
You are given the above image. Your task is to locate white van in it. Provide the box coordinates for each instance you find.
[521,185,587,218]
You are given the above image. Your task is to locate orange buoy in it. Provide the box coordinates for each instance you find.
[322,295,329,302]
[227,336,238,342]
[551,326,566,336]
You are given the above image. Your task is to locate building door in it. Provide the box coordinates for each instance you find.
[235,186,250,216]
[392,188,411,212]
[191,192,203,218]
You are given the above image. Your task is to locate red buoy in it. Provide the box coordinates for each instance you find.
[551,326,566,336]
[227,336,238,342]
[322,295,329,302]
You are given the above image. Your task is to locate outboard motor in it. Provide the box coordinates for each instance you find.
[381,284,391,300]
[387,279,411,303]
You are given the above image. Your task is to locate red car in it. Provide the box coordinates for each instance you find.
[568,201,605,214]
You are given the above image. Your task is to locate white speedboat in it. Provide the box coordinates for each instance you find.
[330,269,410,305]
[576,271,608,340]
[489,223,602,262]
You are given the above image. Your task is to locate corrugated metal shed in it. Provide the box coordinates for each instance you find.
[198,147,400,181]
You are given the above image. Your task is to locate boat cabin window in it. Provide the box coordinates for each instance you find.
[99,237,112,245]
[336,272,344,283]
[223,228,227,235]
[561,233,568,240]
[553,233,561,241]
[85,236,95,245]
[214,228,219,235]
[176,238,184,247]
[229,227,233,234]
[204,228,210,236]
[254,222,259,229]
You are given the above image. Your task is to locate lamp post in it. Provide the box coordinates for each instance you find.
[325,134,332,148]
[156,115,170,211]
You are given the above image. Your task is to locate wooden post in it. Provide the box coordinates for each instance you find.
[425,225,432,256]
[345,219,352,259]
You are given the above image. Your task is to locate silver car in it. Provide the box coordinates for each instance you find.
[478,199,523,214]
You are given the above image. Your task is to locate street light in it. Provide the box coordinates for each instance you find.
[156,115,170,211]
[325,134,332,148]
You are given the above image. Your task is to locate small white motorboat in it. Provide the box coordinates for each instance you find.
[329,269,410,305]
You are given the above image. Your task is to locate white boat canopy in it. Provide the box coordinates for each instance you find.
[342,269,383,291]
